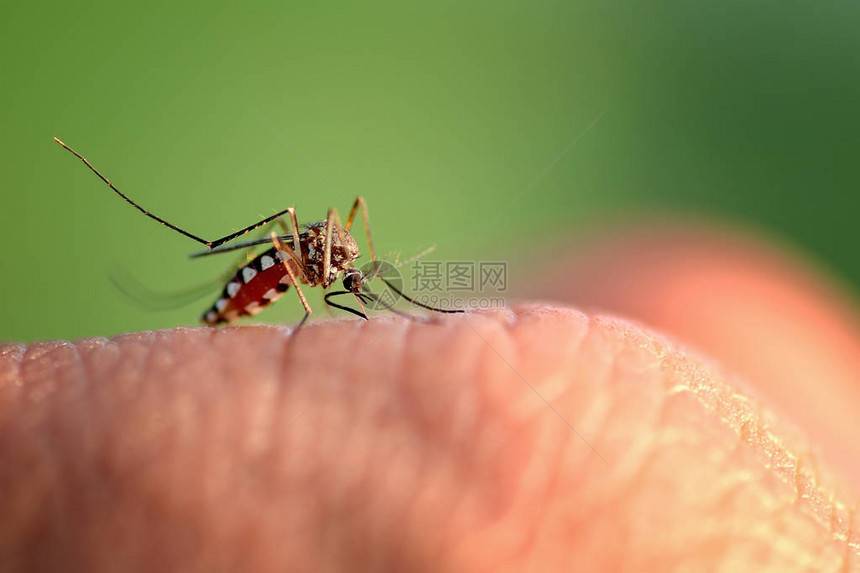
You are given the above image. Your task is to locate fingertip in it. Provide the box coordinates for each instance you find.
[2,306,856,570]
[525,220,860,486]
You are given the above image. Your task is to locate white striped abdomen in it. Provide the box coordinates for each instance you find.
[202,248,293,325]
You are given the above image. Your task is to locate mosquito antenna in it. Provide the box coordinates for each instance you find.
[54,137,292,250]
[376,278,465,314]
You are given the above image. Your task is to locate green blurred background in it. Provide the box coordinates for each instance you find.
[1,1,858,342]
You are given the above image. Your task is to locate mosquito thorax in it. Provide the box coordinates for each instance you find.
[301,223,362,288]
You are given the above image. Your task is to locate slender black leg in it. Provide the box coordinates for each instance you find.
[343,197,378,276]
[54,137,300,250]
[269,232,313,333]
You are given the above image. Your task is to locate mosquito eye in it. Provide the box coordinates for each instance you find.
[343,273,355,291]
[343,270,365,292]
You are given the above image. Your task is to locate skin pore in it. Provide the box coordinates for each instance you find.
[1,227,859,572]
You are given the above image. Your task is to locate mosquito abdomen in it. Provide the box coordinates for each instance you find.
[202,248,293,325]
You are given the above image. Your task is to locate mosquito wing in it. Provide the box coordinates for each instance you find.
[109,267,223,310]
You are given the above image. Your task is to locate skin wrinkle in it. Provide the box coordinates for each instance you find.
[325,324,386,570]
[220,326,311,572]
[355,321,412,570]
[310,320,372,464]
[9,342,88,569]
[847,506,859,573]
[209,329,253,467]
[506,307,592,415]
[266,324,295,452]
[398,323,464,571]
[630,425,744,568]
[224,329,272,458]
[397,320,482,570]
[637,325,854,568]
[0,344,25,398]
[1,307,860,571]
[583,321,664,554]
[241,322,310,570]
[387,318,453,573]
[471,317,542,493]
[554,315,616,468]
[269,322,321,556]
[451,312,605,570]
[295,319,377,571]
[575,318,621,461]
[447,318,530,571]
[696,476,745,568]
[517,421,571,571]
[340,321,390,571]
[518,310,852,569]
[110,334,187,570]
[255,323,308,462]
[48,340,102,568]
[796,452,826,518]
[497,311,607,568]
[529,227,860,491]
[452,316,539,570]
[453,323,504,508]
[165,333,233,565]
[516,315,615,568]
[49,340,92,563]
[67,337,123,569]
[850,505,860,554]
[389,317,437,572]
[537,315,658,571]
[175,331,221,503]
[391,315,447,570]
[517,314,607,568]
[108,330,158,440]
[19,342,66,406]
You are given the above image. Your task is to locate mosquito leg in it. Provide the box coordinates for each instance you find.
[344,197,377,273]
[321,206,353,285]
[194,201,306,252]
[232,218,282,267]
[219,216,299,294]
[259,210,305,272]
[284,208,305,266]
[55,137,213,246]
[270,232,312,331]
[207,208,302,250]
[236,214,295,266]
[54,137,301,252]
[203,217,296,300]
[321,207,339,285]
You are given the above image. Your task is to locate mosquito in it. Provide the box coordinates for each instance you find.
[54,137,463,330]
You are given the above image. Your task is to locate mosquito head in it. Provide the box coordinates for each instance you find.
[342,268,366,294]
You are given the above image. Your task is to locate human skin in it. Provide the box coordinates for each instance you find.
[524,224,860,489]
[1,230,859,572]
